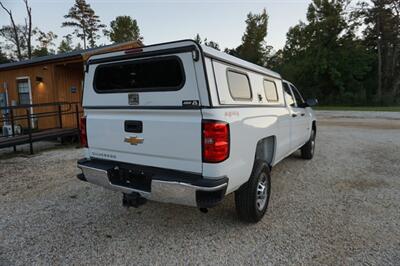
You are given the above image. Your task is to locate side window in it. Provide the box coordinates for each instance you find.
[283,82,295,107]
[263,80,279,102]
[290,85,304,107]
[227,70,252,101]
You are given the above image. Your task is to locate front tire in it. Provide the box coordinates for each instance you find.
[301,128,316,160]
[235,160,271,223]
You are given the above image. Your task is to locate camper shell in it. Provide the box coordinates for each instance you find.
[77,40,317,222]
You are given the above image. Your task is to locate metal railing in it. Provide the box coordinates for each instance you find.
[0,102,82,154]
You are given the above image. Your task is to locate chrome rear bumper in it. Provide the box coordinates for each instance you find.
[77,159,228,208]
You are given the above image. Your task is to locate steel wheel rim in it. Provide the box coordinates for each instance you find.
[256,173,268,211]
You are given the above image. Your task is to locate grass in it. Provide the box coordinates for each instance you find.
[315,106,400,112]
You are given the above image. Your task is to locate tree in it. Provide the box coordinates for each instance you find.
[204,39,220,50]
[32,30,57,57]
[0,0,33,60]
[356,0,400,104]
[1,2,22,60]
[194,33,202,45]
[236,9,270,66]
[0,25,27,60]
[58,34,74,53]
[0,45,11,63]
[105,15,142,43]
[22,0,32,59]
[74,42,83,51]
[193,34,220,50]
[275,0,375,105]
[62,0,105,49]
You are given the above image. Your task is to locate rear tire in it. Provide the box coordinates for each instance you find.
[235,160,271,223]
[301,128,316,160]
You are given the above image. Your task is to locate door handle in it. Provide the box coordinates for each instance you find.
[301,113,305,116]
[125,120,143,133]
[292,114,297,118]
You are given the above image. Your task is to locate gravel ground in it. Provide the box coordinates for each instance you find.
[0,111,400,265]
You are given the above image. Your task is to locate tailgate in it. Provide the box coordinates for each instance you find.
[83,44,204,173]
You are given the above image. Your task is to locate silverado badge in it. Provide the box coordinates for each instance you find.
[124,136,144,145]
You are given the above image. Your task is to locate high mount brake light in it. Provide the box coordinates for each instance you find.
[202,120,230,163]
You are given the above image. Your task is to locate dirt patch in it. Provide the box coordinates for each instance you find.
[334,178,388,192]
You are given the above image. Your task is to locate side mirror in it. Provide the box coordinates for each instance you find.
[305,98,318,107]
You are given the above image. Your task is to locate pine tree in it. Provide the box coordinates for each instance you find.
[58,34,74,53]
[194,34,202,44]
[74,42,83,51]
[105,16,142,43]
[193,34,220,50]
[236,9,269,66]
[32,30,57,57]
[356,0,400,104]
[62,0,105,49]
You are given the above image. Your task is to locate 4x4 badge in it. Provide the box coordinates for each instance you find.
[124,136,144,145]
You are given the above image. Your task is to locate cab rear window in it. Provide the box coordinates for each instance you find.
[94,56,185,93]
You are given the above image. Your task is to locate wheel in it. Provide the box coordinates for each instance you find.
[301,128,316,160]
[235,160,271,223]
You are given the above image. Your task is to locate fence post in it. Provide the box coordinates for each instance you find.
[58,104,63,129]
[10,108,16,152]
[26,109,33,155]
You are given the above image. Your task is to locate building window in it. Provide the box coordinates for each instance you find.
[17,78,31,105]
[263,80,279,102]
[227,70,252,101]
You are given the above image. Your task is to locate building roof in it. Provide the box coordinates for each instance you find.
[0,41,142,71]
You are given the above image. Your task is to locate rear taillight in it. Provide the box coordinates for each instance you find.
[80,116,88,148]
[202,120,230,163]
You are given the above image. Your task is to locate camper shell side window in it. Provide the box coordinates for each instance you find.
[226,69,252,101]
[263,79,279,102]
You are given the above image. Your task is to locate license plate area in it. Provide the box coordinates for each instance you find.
[108,167,152,192]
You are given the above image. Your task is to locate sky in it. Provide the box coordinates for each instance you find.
[0,0,312,51]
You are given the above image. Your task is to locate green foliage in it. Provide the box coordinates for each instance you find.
[62,0,105,49]
[57,34,74,53]
[355,0,400,105]
[32,47,52,57]
[0,24,28,60]
[74,42,83,51]
[0,45,11,63]
[193,34,220,50]
[272,0,377,105]
[32,30,57,57]
[105,16,142,43]
[236,9,270,66]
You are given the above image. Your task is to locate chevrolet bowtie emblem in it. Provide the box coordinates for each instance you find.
[124,136,144,145]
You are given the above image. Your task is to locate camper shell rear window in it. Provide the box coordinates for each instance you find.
[93,56,185,93]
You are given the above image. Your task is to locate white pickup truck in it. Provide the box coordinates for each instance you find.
[77,40,317,223]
